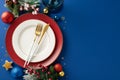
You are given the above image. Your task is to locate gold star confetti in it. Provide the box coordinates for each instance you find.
[2,60,13,70]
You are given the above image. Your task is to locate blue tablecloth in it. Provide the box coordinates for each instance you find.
[0,0,120,80]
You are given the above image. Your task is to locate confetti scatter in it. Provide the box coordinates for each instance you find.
[61,16,65,21]
[0,59,3,62]
[61,57,64,60]
[5,50,8,53]
[59,16,67,31]
[64,21,67,23]
[0,52,4,63]
[63,63,66,66]
[66,75,68,78]
[4,53,8,57]
[1,46,4,49]
[4,27,7,30]
[63,26,66,30]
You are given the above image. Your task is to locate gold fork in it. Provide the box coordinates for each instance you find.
[24,24,42,68]
[34,24,42,41]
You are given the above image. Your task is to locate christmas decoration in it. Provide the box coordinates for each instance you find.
[2,60,13,70]
[42,0,64,12]
[1,0,65,80]
[23,73,38,80]
[4,0,40,16]
[54,63,63,72]
[1,11,14,24]
[54,15,60,21]
[18,0,40,15]
[59,71,65,77]
[61,16,65,21]
[6,0,13,6]
[10,66,24,78]
[5,0,20,17]
[23,64,63,80]
[43,7,49,14]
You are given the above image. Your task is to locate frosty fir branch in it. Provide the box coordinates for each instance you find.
[4,0,40,17]
[23,65,59,80]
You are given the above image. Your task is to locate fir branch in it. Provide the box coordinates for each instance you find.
[5,5,13,12]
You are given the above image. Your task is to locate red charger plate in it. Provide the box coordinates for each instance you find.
[6,13,63,68]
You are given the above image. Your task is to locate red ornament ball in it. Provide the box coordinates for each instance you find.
[54,63,63,72]
[1,11,14,24]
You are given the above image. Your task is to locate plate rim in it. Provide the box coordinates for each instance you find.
[12,19,56,62]
[6,13,63,67]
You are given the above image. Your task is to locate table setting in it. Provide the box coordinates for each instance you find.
[0,0,65,80]
[1,0,120,80]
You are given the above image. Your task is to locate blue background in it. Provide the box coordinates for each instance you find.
[0,0,120,80]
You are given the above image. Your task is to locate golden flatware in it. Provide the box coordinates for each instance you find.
[26,24,49,65]
[24,24,42,68]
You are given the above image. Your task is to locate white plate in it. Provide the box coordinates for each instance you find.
[12,19,56,62]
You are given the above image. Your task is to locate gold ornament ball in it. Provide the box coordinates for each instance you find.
[43,8,49,14]
[59,71,65,77]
